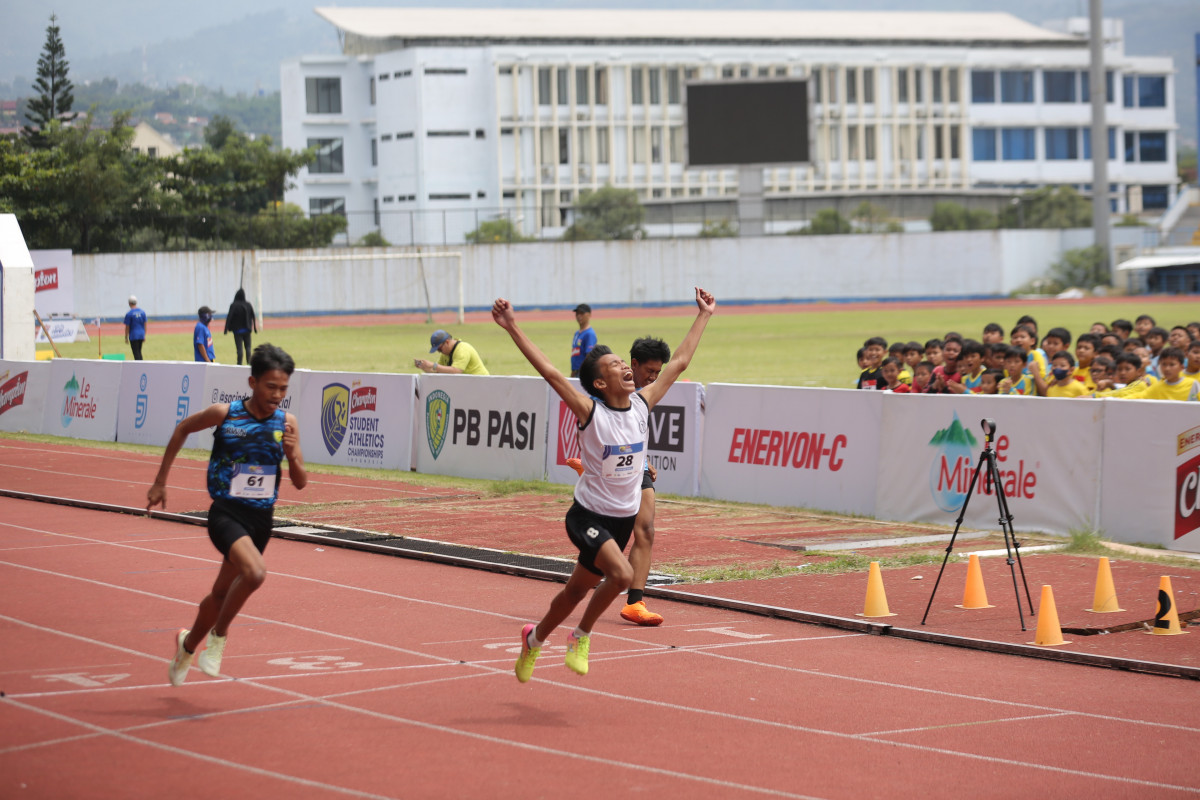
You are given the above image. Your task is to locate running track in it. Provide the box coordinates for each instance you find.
[3,494,1199,799]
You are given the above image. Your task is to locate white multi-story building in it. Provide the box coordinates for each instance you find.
[280,8,1178,245]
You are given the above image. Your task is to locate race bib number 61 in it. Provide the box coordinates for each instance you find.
[230,464,276,499]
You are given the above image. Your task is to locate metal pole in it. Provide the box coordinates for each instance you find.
[1088,0,1111,280]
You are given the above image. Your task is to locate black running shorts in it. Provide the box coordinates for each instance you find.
[565,500,636,576]
[207,497,274,558]
[641,469,655,492]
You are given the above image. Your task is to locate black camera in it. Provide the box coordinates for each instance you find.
[981,418,997,437]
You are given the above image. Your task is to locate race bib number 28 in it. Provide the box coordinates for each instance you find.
[600,442,644,479]
[230,464,276,499]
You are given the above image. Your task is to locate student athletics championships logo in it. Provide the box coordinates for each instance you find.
[426,389,451,459]
[322,381,385,463]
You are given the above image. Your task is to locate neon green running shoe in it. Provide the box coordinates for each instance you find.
[514,624,541,683]
[197,632,226,677]
[565,632,590,676]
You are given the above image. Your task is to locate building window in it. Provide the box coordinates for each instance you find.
[428,130,471,137]
[369,76,376,105]
[373,198,379,226]
[1082,127,1116,160]
[595,67,608,104]
[897,68,909,103]
[1122,75,1135,107]
[865,125,876,160]
[949,125,960,159]
[633,128,647,162]
[310,197,345,216]
[648,68,661,105]
[667,68,681,104]
[827,67,838,103]
[307,138,344,173]
[651,127,662,163]
[380,133,393,141]
[538,68,552,105]
[863,67,874,103]
[305,77,342,114]
[597,127,610,164]
[425,67,467,75]
[669,127,683,162]
[370,138,377,166]
[576,67,589,105]
[577,129,592,163]
[1043,71,1076,103]
[931,68,942,104]
[846,67,857,104]
[912,69,923,103]
[558,128,569,165]
[1138,76,1167,108]
[557,67,569,105]
[539,128,554,166]
[1139,131,1168,162]
[1142,185,1169,209]
[947,68,959,103]
[971,70,994,103]
[429,193,471,201]
[1000,71,1033,103]
[631,67,644,104]
[1080,70,1114,104]
[1001,128,1035,160]
[972,128,997,161]
[395,132,413,139]
[1044,127,1078,160]
[812,67,822,102]
[146,147,157,158]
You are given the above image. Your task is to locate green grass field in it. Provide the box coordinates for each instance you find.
[42,298,1200,388]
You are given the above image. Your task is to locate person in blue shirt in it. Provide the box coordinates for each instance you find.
[570,303,597,377]
[148,343,307,686]
[194,306,215,362]
[123,295,147,360]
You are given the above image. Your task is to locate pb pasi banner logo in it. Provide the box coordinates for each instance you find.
[426,389,451,459]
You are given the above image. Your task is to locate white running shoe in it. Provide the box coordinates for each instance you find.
[197,632,227,677]
[168,629,195,686]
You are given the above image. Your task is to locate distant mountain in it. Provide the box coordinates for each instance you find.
[4,0,1197,144]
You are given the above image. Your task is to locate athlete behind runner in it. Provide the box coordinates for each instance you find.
[620,336,672,626]
[147,343,307,686]
[496,287,716,682]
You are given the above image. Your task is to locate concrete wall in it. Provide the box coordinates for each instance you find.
[72,228,1129,321]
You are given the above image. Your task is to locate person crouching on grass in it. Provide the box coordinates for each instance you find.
[494,287,716,682]
[147,343,307,686]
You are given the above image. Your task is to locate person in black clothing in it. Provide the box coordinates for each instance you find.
[224,288,258,366]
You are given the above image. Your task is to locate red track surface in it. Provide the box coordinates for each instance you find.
[4,437,1200,798]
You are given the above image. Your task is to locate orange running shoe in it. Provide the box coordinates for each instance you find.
[565,457,584,476]
[620,601,664,626]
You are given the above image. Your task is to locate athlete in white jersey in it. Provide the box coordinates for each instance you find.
[493,287,716,682]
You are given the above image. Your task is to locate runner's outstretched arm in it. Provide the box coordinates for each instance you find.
[493,298,592,422]
[640,287,716,409]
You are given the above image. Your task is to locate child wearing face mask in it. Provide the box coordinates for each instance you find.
[1044,351,1087,398]
[194,306,216,363]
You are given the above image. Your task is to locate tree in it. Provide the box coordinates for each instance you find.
[358,230,391,247]
[464,218,531,244]
[791,208,852,236]
[1049,245,1108,289]
[562,185,644,240]
[852,201,904,233]
[698,219,738,238]
[24,15,76,143]
[999,186,1091,229]
[930,202,997,232]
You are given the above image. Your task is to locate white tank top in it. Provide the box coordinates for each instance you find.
[573,393,649,517]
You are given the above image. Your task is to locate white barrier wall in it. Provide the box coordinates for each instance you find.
[0,361,51,433]
[545,380,705,496]
[1100,400,1200,551]
[116,362,209,448]
[194,364,301,453]
[298,371,415,472]
[414,374,547,481]
[875,394,1102,535]
[699,384,882,516]
[41,359,122,442]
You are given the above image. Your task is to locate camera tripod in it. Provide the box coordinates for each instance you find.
[921,418,1035,630]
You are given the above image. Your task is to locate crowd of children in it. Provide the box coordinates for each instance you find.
[855,313,1200,401]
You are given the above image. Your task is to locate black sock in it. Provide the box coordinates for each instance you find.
[627,589,644,605]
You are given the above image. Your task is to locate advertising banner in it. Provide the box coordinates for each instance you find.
[415,375,547,480]
[699,385,881,515]
[116,362,209,447]
[35,318,90,344]
[1100,399,1200,551]
[545,380,704,497]
[297,371,415,471]
[193,364,302,453]
[875,393,1100,534]
[30,249,74,318]
[0,360,51,434]
[41,358,122,442]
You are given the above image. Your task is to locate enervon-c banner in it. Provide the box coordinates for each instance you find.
[545,380,704,496]
[116,362,208,447]
[41,358,122,442]
[1100,399,1200,551]
[0,360,51,434]
[415,375,546,481]
[298,371,415,471]
[699,384,881,515]
[874,394,1101,535]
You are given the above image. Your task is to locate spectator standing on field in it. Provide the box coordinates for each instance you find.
[224,288,258,366]
[570,303,597,378]
[124,295,147,361]
[195,306,216,363]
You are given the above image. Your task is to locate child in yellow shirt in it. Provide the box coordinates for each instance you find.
[1045,352,1088,398]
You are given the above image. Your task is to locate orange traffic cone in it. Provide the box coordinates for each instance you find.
[857,561,897,618]
[1029,585,1070,646]
[956,554,995,609]
[1145,575,1188,636]
[1085,557,1124,613]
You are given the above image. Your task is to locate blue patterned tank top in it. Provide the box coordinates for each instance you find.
[207,399,286,509]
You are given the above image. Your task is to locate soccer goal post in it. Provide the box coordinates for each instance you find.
[251,250,464,328]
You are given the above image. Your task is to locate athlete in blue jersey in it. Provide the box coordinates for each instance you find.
[147,343,307,686]
[569,303,597,377]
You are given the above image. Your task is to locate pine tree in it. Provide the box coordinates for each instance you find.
[24,14,76,142]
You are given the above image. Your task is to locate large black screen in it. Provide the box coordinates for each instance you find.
[685,80,810,167]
